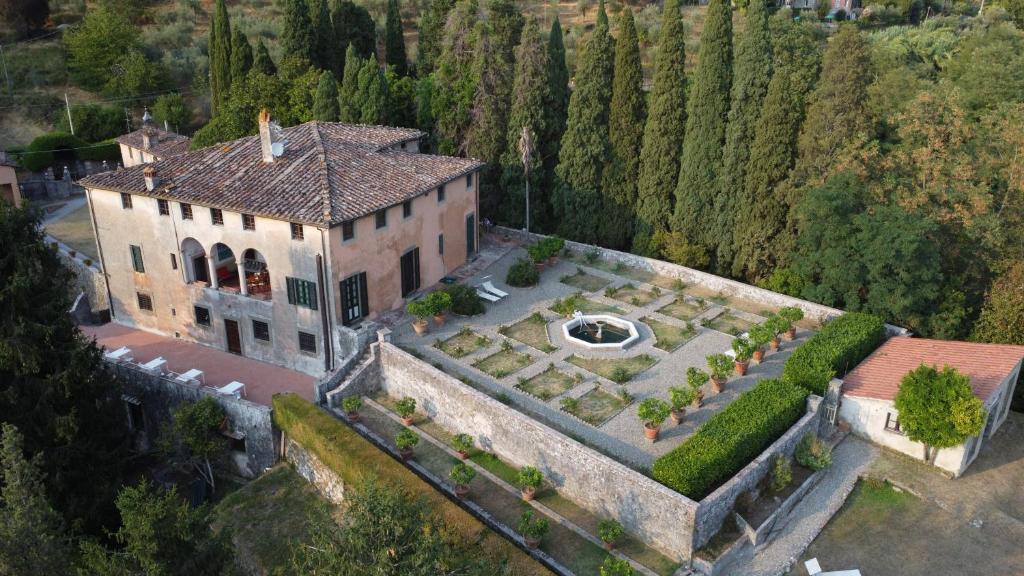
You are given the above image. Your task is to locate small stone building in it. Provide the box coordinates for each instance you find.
[0,152,21,207]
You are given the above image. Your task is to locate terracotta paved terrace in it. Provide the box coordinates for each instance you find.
[81,323,315,406]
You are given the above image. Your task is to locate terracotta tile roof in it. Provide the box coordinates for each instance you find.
[81,121,482,226]
[115,127,192,159]
[842,338,1024,402]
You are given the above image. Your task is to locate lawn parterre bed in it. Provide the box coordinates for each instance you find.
[474,348,535,378]
[783,312,886,395]
[643,316,697,352]
[500,313,557,353]
[561,386,632,426]
[704,311,755,336]
[435,328,490,358]
[658,297,708,322]
[566,353,658,383]
[517,366,579,400]
[606,284,661,307]
[560,268,613,292]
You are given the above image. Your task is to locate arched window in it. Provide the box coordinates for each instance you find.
[180,238,208,284]
[242,248,271,300]
[210,243,239,292]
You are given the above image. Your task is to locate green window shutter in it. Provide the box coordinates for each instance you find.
[307,280,318,311]
[286,277,317,310]
[286,277,297,305]
[130,245,145,273]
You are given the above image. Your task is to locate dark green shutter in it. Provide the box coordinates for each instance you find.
[130,245,145,273]
[286,277,297,305]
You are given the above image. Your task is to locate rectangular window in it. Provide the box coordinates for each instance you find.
[194,305,211,327]
[210,208,224,226]
[242,213,255,230]
[120,193,133,209]
[126,400,145,432]
[170,253,177,270]
[129,245,145,273]
[466,172,474,189]
[285,277,318,310]
[438,233,444,255]
[136,292,153,311]
[180,203,193,220]
[340,272,368,327]
[252,320,271,342]
[375,209,387,229]
[298,331,317,354]
[437,184,446,203]
[402,200,412,218]
[342,220,355,241]
[884,413,904,435]
[157,199,169,215]
[290,222,304,240]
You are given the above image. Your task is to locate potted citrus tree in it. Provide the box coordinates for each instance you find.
[598,519,625,551]
[452,433,473,460]
[687,366,709,408]
[518,465,544,501]
[426,291,453,327]
[342,396,363,422]
[732,337,755,376]
[395,429,419,461]
[517,511,550,549]
[449,462,476,498]
[527,243,547,271]
[395,397,416,426]
[748,322,775,364]
[766,314,784,351]
[543,236,565,265]
[637,397,671,442]
[407,298,432,335]
[707,353,732,393]
[668,386,694,425]
[779,306,804,340]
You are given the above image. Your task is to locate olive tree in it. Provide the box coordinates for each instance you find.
[893,364,985,464]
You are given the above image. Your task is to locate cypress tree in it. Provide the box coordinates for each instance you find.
[486,0,524,63]
[331,0,377,71]
[384,67,418,127]
[540,17,569,232]
[714,0,771,273]
[466,27,512,222]
[600,8,646,250]
[385,0,409,76]
[673,0,732,250]
[357,58,386,124]
[229,28,253,88]
[551,0,613,244]
[339,45,364,122]
[632,0,686,255]
[417,0,455,76]
[281,0,315,62]
[499,18,549,228]
[310,0,336,72]
[731,13,822,281]
[208,0,232,115]
[253,38,276,75]
[313,70,340,121]
[430,0,481,155]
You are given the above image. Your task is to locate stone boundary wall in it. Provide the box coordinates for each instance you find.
[693,396,823,548]
[316,323,377,403]
[739,466,826,547]
[54,239,108,313]
[283,435,346,504]
[690,529,750,576]
[108,361,276,478]
[376,342,699,561]
[325,343,383,409]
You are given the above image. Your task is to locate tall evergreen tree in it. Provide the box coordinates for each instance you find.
[430,0,481,155]
[673,0,732,250]
[313,70,340,121]
[713,0,771,273]
[632,0,687,255]
[384,67,418,127]
[253,38,276,75]
[600,9,646,250]
[486,0,524,63]
[385,0,409,76]
[356,59,386,124]
[499,18,550,228]
[417,0,455,76]
[208,0,232,115]
[339,45,363,122]
[466,27,513,221]
[331,0,377,72]
[281,0,315,62]
[731,13,822,281]
[229,28,253,88]
[540,17,569,232]
[551,0,613,244]
[310,0,336,72]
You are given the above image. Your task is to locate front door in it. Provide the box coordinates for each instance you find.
[466,213,476,258]
[400,248,420,297]
[225,319,242,355]
[341,272,369,327]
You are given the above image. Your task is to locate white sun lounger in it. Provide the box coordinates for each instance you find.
[481,281,509,299]
[476,289,501,303]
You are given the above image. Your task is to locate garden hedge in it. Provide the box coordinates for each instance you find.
[651,378,809,500]
[272,394,552,576]
[782,312,886,395]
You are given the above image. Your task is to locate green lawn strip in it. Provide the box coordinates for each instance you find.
[642,316,697,352]
[473,348,535,378]
[606,284,661,307]
[718,295,778,319]
[704,311,755,336]
[560,269,613,292]
[44,204,99,260]
[435,329,491,358]
[500,314,557,353]
[566,353,658,383]
[211,465,333,576]
[516,366,579,400]
[617,267,683,291]
[561,386,631,425]
[468,451,521,486]
[550,293,625,317]
[657,298,709,322]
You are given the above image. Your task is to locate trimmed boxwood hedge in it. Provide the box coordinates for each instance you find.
[651,379,809,500]
[272,394,552,576]
[782,312,886,395]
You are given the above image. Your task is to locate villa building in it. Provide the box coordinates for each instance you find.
[80,111,482,376]
[116,112,192,168]
[839,338,1024,476]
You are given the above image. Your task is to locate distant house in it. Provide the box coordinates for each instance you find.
[839,338,1024,476]
[116,112,191,168]
[0,152,21,207]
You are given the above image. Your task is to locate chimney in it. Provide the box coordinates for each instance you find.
[143,165,159,191]
[141,129,152,150]
[258,109,284,163]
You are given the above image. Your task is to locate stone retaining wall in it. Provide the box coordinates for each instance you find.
[740,466,826,547]
[283,436,346,504]
[376,342,699,561]
[55,242,108,313]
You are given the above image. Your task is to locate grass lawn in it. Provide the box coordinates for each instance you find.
[500,313,557,353]
[211,465,334,576]
[606,284,661,307]
[642,316,697,352]
[561,386,631,426]
[704,311,755,336]
[44,203,98,261]
[516,365,580,400]
[567,353,658,383]
[560,268,612,292]
[550,293,624,317]
[658,297,708,322]
[435,328,490,358]
[473,347,534,378]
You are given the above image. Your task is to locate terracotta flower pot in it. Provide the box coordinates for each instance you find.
[412,319,428,335]
[670,409,685,425]
[401,416,414,426]
[399,448,413,461]
[454,484,470,498]
[784,327,797,341]
[769,338,780,351]
[734,360,749,376]
[711,376,726,394]
[692,389,704,408]
[524,536,541,549]
[347,411,360,422]
[548,255,558,266]
[644,423,660,441]
[521,486,536,502]
[457,450,468,460]
[603,541,616,551]
[433,313,447,327]
[753,349,765,364]
[534,261,546,272]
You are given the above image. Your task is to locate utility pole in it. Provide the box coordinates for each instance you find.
[124,107,131,132]
[0,44,10,93]
[519,126,535,234]
[64,93,75,135]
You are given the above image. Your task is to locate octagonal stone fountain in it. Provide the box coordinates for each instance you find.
[562,311,640,350]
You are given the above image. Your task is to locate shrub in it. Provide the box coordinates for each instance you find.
[395,429,419,450]
[451,433,473,453]
[778,306,804,329]
[443,283,484,316]
[394,397,416,419]
[518,466,543,490]
[598,518,624,544]
[506,258,540,287]
[609,365,631,383]
[56,104,123,142]
[551,292,585,317]
[517,512,550,540]
[769,454,793,493]
[449,462,476,486]
[407,298,432,320]
[687,367,709,392]
[732,337,755,362]
[748,322,775,350]
[83,258,93,266]
[423,291,453,315]
[637,398,671,427]
[794,434,832,471]
[560,397,579,412]
[585,249,600,264]
[342,396,363,413]
[20,132,88,172]
[600,557,635,576]
[526,242,547,263]
[707,354,732,380]
[669,386,694,411]
[782,312,886,394]
[652,379,809,499]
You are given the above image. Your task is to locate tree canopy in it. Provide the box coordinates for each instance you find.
[894,364,986,463]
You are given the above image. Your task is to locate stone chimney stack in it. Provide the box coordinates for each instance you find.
[141,107,155,150]
[143,165,159,191]
[258,109,277,163]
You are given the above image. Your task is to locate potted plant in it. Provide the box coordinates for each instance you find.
[518,465,543,501]
[407,298,432,335]
[395,397,416,426]
[449,462,476,497]
[517,511,550,549]
[687,366,709,408]
[426,291,453,327]
[732,337,754,376]
[395,429,419,461]
[527,243,547,271]
[668,386,694,425]
[637,398,671,442]
[598,519,625,551]
[779,306,804,341]
[342,396,363,422]
[765,314,784,351]
[707,353,732,393]
[748,322,775,364]
[543,236,565,265]
[452,433,473,460]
